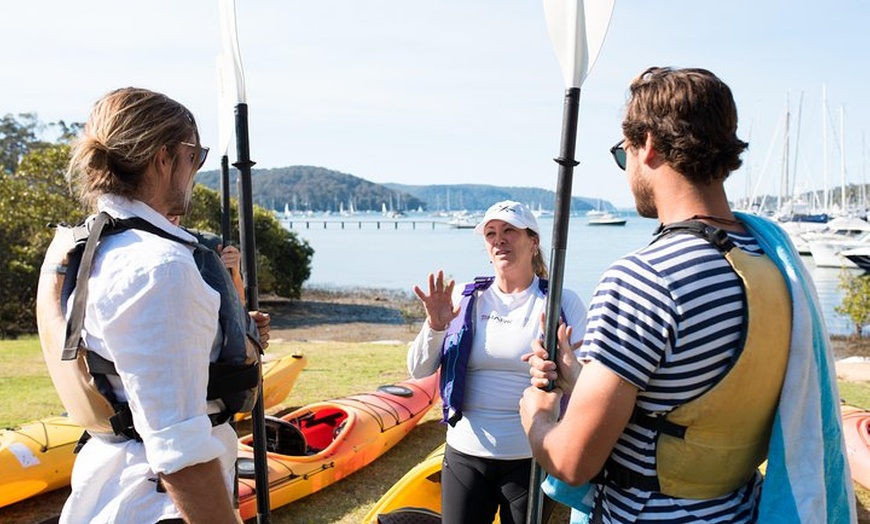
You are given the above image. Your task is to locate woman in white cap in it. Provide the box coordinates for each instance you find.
[407,200,587,524]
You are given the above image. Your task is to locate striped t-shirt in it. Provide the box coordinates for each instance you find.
[579,229,766,523]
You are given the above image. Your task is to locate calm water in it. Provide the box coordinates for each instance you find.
[281,212,859,336]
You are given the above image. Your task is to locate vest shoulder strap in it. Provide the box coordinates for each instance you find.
[458,276,564,323]
[63,212,121,360]
[63,214,199,360]
[462,276,495,295]
[653,220,735,254]
[459,276,495,323]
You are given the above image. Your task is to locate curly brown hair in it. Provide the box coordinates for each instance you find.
[622,67,748,184]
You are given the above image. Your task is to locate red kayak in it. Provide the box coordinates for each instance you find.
[842,404,870,489]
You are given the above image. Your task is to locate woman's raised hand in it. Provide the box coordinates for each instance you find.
[413,270,461,331]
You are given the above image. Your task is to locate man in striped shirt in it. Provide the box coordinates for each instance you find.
[520,67,792,523]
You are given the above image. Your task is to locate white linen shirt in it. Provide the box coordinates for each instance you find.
[60,195,236,524]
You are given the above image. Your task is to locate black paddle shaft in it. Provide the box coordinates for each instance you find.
[526,86,581,524]
[233,102,271,524]
[220,155,232,247]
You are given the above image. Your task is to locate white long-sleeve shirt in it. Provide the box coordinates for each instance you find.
[61,195,236,524]
[408,276,586,459]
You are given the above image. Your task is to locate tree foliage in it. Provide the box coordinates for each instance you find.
[182,184,314,299]
[0,114,313,338]
[0,113,81,177]
[1,113,43,176]
[835,270,870,337]
[0,142,87,337]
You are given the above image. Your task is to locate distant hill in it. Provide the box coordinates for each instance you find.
[196,165,616,214]
[196,166,425,214]
[384,183,607,214]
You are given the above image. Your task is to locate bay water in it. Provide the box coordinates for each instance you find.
[282,212,858,337]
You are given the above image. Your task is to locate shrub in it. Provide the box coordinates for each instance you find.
[835,270,870,338]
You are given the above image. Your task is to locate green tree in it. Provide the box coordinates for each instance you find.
[182,183,314,299]
[251,204,314,298]
[0,117,313,336]
[835,270,870,337]
[0,113,55,176]
[0,142,86,337]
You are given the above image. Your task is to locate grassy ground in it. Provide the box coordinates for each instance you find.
[1,336,449,524]
[0,336,60,428]
[5,307,870,522]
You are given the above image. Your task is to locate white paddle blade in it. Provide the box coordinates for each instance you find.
[543,0,616,88]
[216,53,235,156]
[218,0,247,103]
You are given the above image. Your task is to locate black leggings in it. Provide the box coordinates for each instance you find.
[441,444,554,524]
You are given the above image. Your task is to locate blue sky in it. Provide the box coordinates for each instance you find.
[4,1,868,208]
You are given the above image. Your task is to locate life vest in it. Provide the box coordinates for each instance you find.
[597,220,791,499]
[39,212,261,440]
[440,276,564,426]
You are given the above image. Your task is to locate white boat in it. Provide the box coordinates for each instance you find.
[781,222,827,255]
[447,211,477,229]
[800,217,870,259]
[808,231,870,268]
[588,212,627,226]
[586,199,608,218]
[840,246,870,271]
[339,199,356,217]
[532,204,553,219]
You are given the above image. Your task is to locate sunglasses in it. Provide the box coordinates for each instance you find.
[180,141,210,170]
[610,139,626,171]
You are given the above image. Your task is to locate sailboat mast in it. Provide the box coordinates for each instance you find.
[863,132,867,215]
[840,105,847,213]
[779,95,789,214]
[792,92,804,208]
[823,83,829,211]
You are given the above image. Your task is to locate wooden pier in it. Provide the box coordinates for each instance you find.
[281,218,460,231]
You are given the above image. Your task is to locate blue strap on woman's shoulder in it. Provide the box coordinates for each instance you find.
[439,276,494,425]
[439,276,563,425]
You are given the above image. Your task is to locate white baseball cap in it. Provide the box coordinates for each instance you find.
[473,200,540,235]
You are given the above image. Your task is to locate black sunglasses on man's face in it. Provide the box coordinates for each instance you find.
[180,141,210,170]
[610,139,626,171]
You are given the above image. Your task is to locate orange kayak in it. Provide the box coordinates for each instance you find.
[842,404,870,489]
[0,352,306,509]
[236,373,439,520]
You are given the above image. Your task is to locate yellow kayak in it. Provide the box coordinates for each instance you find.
[0,416,82,508]
[235,352,308,421]
[362,442,447,523]
[364,441,505,524]
[0,352,306,509]
[260,353,307,410]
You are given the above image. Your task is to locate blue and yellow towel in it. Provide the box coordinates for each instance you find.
[740,212,855,523]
